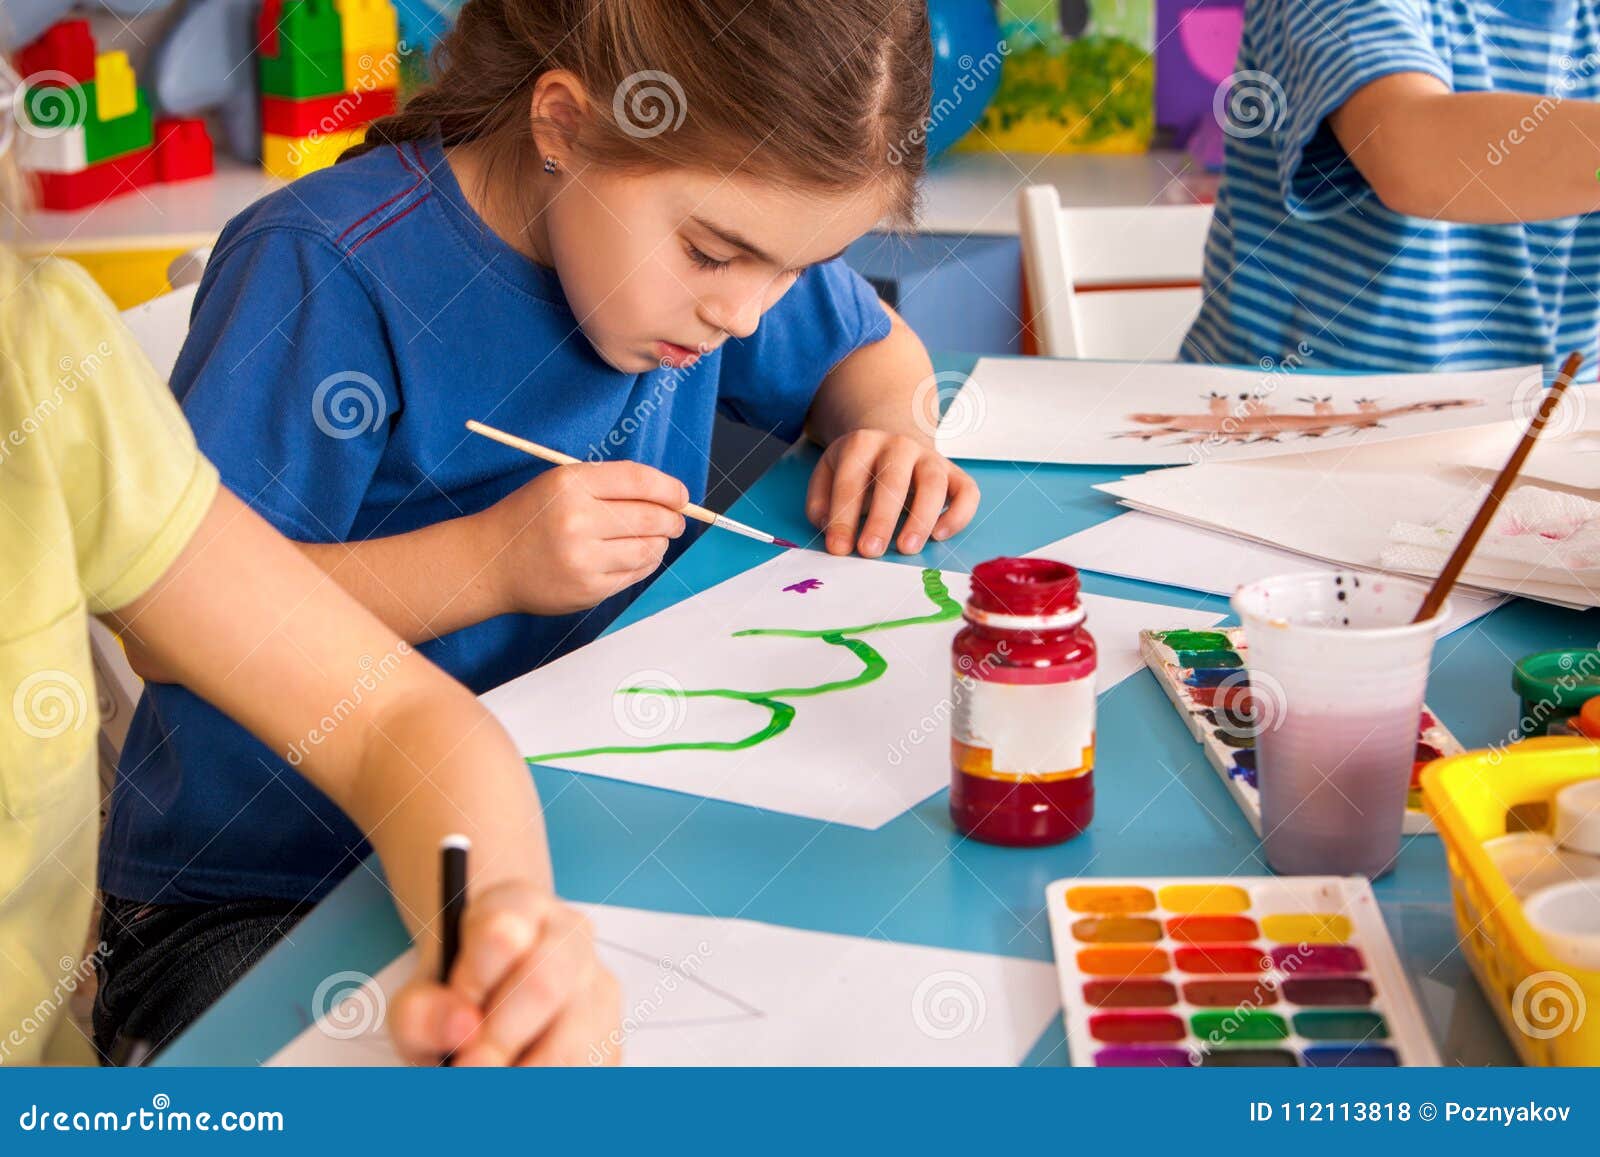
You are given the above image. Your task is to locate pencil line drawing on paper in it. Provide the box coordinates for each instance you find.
[524,569,962,764]
[1116,394,1484,446]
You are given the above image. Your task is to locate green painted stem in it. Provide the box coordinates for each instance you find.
[524,569,960,765]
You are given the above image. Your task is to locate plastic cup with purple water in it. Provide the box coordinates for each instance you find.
[1231,571,1449,878]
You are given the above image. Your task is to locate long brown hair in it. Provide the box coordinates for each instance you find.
[346,0,931,225]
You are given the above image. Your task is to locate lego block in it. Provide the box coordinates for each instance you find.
[274,0,344,57]
[86,89,155,165]
[17,19,95,86]
[261,86,394,137]
[21,80,89,131]
[94,51,138,120]
[344,48,399,94]
[34,147,157,212]
[334,0,398,53]
[260,124,366,180]
[153,117,215,182]
[16,124,89,173]
[258,0,286,56]
[260,44,346,100]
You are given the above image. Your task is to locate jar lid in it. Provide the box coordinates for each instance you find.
[1512,650,1600,709]
[969,557,1082,618]
[1579,697,1600,739]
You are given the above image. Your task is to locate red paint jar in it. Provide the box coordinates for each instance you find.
[950,557,1096,846]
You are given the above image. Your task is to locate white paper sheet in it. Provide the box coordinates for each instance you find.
[935,358,1536,466]
[1029,512,1506,636]
[267,903,1061,1067]
[479,551,1224,829]
[1446,426,1600,491]
[1095,426,1598,610]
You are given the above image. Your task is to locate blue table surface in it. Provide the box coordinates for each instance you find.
[162,354,1596,1067]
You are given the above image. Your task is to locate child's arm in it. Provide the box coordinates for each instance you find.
[107,487,620,1065]
[292,460,689,643]
[803,305,980,557]
[1330,72,1600,223]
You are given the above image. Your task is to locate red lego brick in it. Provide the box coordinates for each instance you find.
[260,86,394,137]
[258,0,285,57]
[17,19,96,86]
[34,146,157,212]
[154,117,215,182]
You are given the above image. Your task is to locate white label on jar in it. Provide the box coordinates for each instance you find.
[951,671,1096,778]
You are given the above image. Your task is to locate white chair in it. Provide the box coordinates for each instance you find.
[1018,185,1213,361]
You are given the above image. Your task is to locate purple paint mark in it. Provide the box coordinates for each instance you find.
[783,579,824,594]
[772,537,801,549]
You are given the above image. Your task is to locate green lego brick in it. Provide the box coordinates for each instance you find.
[277,0,343,57]
[260,45,346,100]
[23,80,153,162]
[85,87,153,163]
[22,81,89,130]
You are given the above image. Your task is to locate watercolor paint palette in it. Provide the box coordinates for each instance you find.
[1140,627,1462,836]
[1045,876,1440,1067]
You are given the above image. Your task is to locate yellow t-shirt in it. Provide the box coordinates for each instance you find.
[0,249,218,1065]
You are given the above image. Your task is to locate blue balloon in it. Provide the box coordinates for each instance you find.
[925,0,1002,159]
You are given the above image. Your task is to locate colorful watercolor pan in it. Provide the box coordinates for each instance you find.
[1140,627,1462,836]
[1045,876,1441,1068]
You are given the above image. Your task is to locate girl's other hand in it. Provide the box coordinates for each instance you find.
[804,429,980,557]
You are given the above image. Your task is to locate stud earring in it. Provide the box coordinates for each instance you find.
[543,155,559,174]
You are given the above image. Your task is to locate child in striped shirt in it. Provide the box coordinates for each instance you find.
[1185,0,1600,375]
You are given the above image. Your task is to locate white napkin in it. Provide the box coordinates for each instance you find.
[1382,484,1600,581]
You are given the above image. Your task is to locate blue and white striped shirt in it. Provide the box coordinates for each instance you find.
[1183,0,1600,376]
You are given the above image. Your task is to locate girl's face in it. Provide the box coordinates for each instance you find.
[541,164,890,374]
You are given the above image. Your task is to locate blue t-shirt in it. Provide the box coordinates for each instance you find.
[1184,0,1600,374]
[102,137,890,904]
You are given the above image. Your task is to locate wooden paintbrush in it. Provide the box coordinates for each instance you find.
[465,419,800,549]
[1412,351,1584,623]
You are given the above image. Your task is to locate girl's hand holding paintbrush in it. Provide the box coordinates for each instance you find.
[478,459,691,615]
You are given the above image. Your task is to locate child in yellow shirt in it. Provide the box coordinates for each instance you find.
[0,60,615,1066]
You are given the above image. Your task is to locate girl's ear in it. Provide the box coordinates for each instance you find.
[530,69,590,165]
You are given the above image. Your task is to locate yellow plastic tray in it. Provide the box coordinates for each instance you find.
[1420,738,1600,1066]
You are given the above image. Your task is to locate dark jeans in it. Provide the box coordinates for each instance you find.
[93,895,314,1063]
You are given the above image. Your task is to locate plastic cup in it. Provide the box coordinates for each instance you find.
[1232,571,1449,879]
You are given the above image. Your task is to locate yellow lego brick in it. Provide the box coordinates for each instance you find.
[261,125,368,180]
[344,48,401,94]
[94,51,137,121]
[334,0,399,53]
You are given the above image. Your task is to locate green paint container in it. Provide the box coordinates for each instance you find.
[1512,649,1600,738]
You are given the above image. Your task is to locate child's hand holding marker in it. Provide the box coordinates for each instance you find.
[391,873,621,1067]
[480,459,690,615]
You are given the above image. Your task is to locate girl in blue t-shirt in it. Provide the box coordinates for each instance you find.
[99,0,975,1051]
[1186,0,1600,375]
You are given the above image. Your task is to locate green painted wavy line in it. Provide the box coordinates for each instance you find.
[525,569,958,764]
